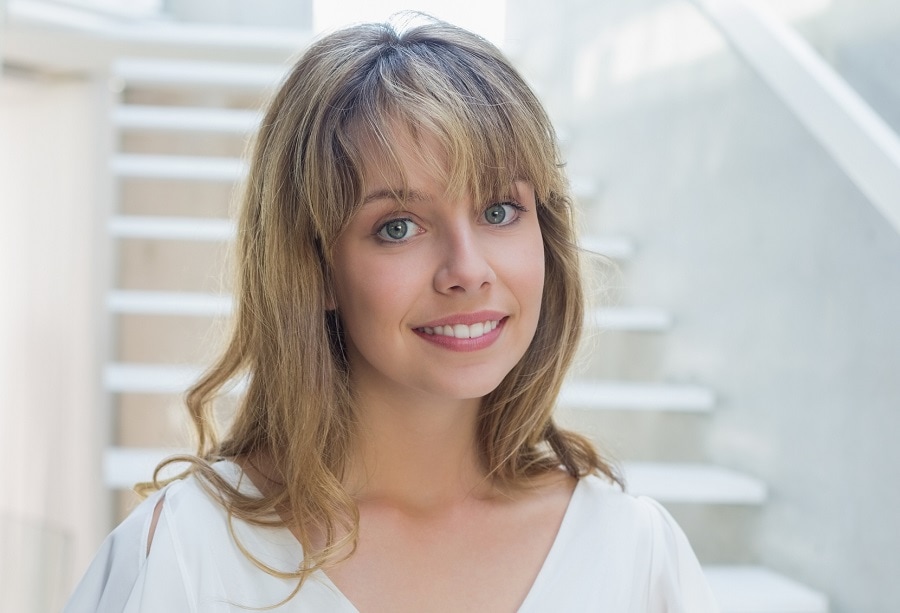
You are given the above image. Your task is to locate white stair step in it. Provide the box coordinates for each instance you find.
[104,363,206,394]
[104,363,247,395]
[11,4,310,52]
[589,307,673,331]
[560,380,715,412]
[705,566,829,613]
[114,105,261,133]
[103,447,191,489]
[579,235,635,259]
[623,462,767,504]
[108,290,232,316]
[109,216,235,241]
[111,154,246,181]
[113,58,289,89]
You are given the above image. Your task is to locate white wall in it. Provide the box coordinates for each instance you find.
[507,0,900,611]
[0,73,109,610]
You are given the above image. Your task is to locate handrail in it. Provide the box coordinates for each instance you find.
[692,0,900,236]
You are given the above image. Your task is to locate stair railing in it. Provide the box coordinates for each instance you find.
[692,0,900,235]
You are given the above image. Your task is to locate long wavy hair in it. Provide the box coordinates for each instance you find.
[145,14,620,588]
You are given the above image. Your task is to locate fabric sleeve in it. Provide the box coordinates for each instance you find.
[640,497,721,613]
[63,484,194,613]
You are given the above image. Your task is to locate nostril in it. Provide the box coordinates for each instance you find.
[433,236,497,293]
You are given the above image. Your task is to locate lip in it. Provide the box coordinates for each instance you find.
[413,316,507,352]
[415,310,508,328]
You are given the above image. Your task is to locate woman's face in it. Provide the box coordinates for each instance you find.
[329,127,546,406]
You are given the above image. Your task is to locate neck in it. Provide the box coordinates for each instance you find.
[345,388,492,511]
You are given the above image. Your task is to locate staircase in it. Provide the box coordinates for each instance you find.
[103,55,278,485]
[556,235,827,609]
[101,54,828,613]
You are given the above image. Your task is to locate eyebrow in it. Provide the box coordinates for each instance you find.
[362,188,432,206]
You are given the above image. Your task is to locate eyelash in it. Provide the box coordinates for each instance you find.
[374,201,528,244]
[487,201,527,226]
[375,217,422,243]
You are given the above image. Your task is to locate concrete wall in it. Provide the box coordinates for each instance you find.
[506,1,900,611]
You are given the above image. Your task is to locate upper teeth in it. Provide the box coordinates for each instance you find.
[420,320,499,339]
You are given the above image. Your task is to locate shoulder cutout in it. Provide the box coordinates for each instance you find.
[146,494,167,557]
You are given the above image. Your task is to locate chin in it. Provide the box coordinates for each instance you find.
[423,371,512,402]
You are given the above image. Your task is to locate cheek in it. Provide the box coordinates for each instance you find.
[332,269,385,359]
[492,234,545,334]
[335,266,388,321]
[525,253,547,314]
[332,253,421,337]
[517,229,546,308]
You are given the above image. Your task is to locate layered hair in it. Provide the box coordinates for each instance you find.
[148,15,620,585]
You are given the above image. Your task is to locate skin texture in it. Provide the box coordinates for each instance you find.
[314,127,576,611]
[330,131,545,412]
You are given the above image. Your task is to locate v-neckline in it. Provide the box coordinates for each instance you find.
[215,460,586,612]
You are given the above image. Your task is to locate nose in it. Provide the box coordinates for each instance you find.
[433,225,497,294]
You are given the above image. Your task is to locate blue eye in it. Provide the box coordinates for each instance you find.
[484,202,521,225]
[377,218,420,242]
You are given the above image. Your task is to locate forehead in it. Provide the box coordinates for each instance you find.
[356,122,445,191]
[350,116,517,208]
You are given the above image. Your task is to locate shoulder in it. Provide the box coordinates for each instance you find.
[63,463,243,612]
[567,473,699,560]
[125,463,242,554]
[567,473,664,531]
[553,474,720,611]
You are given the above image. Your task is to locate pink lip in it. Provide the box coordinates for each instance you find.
[413,317,506,352]
[416,310,507,328]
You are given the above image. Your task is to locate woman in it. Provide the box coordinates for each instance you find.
[66,16,719,612]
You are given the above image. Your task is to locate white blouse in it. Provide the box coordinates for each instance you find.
[64,462,720,612]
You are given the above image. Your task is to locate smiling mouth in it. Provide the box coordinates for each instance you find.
[416,319,501,339]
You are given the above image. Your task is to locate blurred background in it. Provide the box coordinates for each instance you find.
[1,0,898,611]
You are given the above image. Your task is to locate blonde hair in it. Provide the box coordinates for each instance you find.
[147,14,620,590]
